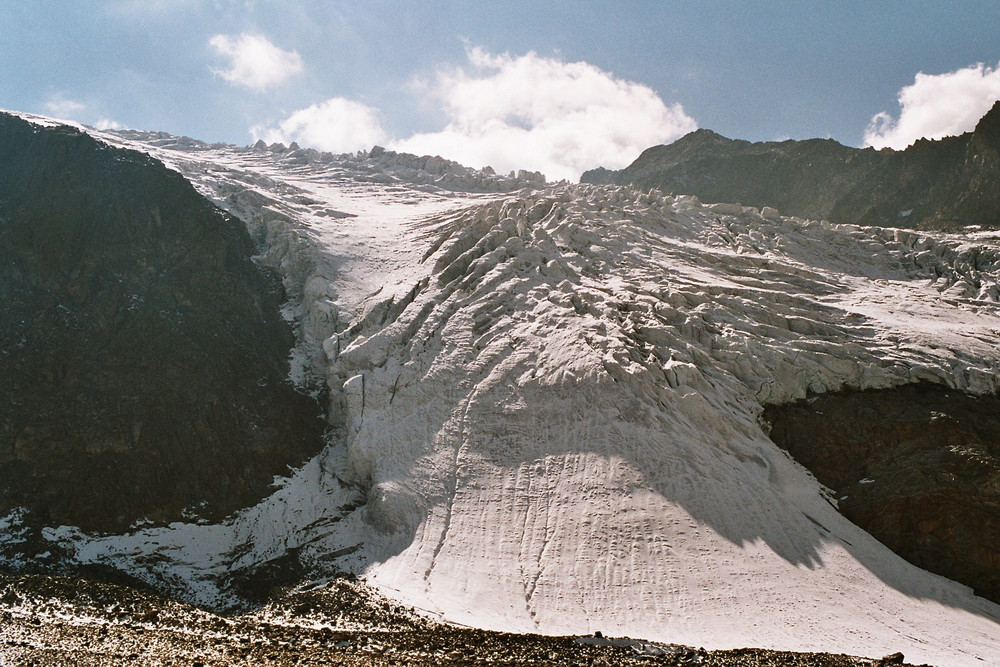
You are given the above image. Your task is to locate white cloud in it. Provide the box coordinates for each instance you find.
[42,94,124,131]
[864,62,1000,149]
[252,47,695,181]
[94,118,124,131]
[392,47,697,181]
[250,97,388,153]
[209,33,303,91]
[44,94,87,120]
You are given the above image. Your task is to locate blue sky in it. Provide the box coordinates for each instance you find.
[3,1,1000,179]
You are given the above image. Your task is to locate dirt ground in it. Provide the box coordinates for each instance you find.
[0,573,927,666]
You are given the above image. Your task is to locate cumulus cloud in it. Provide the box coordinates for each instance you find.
[209,33,303,91]
[392,47,697,181]
[864,62,1000,149]
[254,47,695,180]
[250,97,389,153]
[44,94,87,120]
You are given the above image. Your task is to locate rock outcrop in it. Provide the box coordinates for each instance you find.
[763,384,1000,604]
[0,113,326,533]
[582,101,1000,231]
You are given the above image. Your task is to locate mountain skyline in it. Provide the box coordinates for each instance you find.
[583,100,1000,231]
[3,2,1000,180]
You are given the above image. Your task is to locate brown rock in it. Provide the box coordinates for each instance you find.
[764,383,1000,604]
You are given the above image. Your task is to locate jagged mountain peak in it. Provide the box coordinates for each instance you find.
[973,98,1000,143]
[583,103,1000,230]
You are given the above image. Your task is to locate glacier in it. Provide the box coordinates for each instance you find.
[8,111,1000,666]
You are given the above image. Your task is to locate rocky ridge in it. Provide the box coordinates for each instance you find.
[582,101,1000,231]
[0,112,327,533]
[111,127,547,194]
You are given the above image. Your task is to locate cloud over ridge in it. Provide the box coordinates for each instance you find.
[253,47,697,181]
[44,93,87,120]
[250,98,388,154]
[394,47,697,181]
[865,62,1000,149]
[209,33,303,91]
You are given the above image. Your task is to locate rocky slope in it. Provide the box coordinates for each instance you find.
[763,384,1000,605]
[582,101,1000,231]
[0,113,326,533]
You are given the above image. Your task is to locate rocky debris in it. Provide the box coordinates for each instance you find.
[0,573,933,667]
[337,145,547,191]
[582,100,1000,231]
[0,113,327,533]
[763,383,1000,604]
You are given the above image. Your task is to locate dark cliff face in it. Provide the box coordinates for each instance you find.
[763,385,1000,604]
[0,113,326,533]
[583,101,1000,231]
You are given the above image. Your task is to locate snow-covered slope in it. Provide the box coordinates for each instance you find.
[9,112,1000,666]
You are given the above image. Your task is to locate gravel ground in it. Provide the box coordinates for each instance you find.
[0,574,929,666]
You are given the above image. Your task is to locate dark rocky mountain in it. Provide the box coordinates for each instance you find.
[764,384,1000,605]
[583,101,1000,231]
[0,113,326,533]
